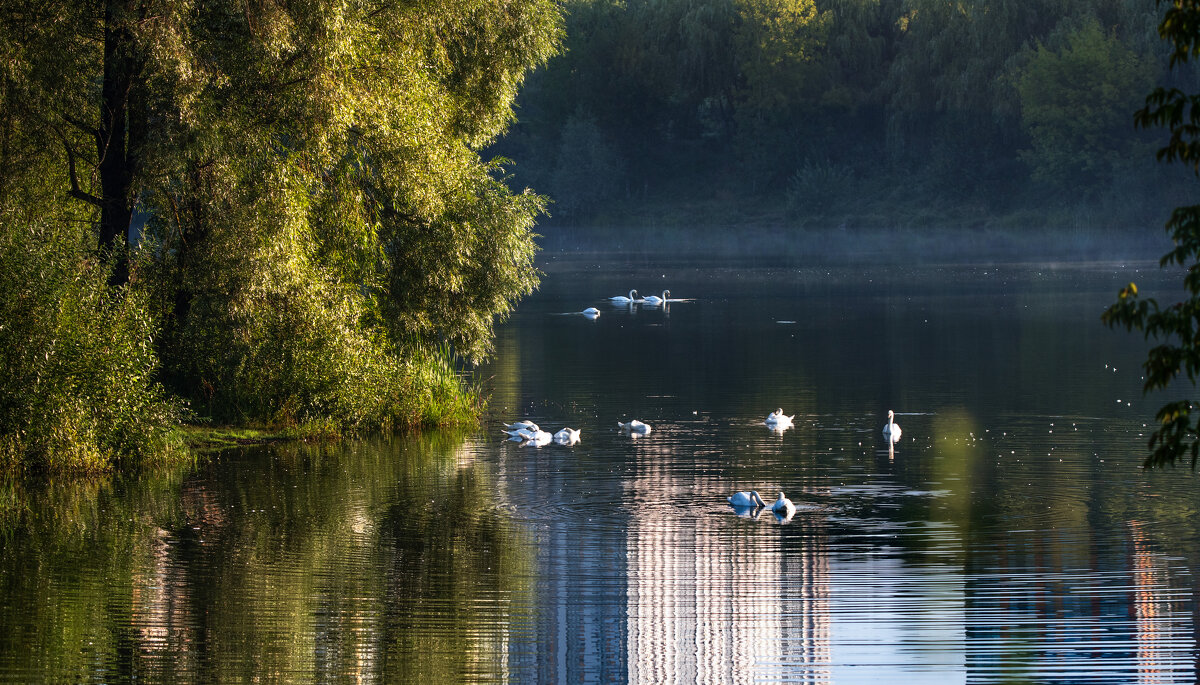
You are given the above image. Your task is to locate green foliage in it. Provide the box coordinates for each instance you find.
[0,0,564,471]
[1015,18,1155,188]
[499,0,1172,223]
[0,218,182,475]
[732,0,831,181]
[1102,0,1200,468]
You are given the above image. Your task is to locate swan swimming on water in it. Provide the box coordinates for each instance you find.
[764,408,794,429]
[520,429,553,447]
[641,290,670,305]
[618,420,652,435]
[503,427,537,440]
[882,410,902,442]
[728,490,768,508]
[771,492,796,518]
[609,289,639,304]
[505,420,539,432]
[553,428,581,445]
[581,307,600,319]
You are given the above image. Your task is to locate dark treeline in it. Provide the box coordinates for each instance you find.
[494,0,1193,230]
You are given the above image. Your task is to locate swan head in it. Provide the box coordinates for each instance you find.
[888,410,895,422]
[750,490,766,507]
[664,289,670,299]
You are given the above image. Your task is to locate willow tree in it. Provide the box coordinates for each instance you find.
[1104,0,1200,468]
[2,0,563,436]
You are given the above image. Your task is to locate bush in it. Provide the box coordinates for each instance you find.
[164,198,480,432]
[0,217,183,475]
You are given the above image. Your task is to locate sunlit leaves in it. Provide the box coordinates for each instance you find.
[0,0,564,451]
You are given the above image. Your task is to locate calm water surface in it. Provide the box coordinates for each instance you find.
[3,258,1199,683]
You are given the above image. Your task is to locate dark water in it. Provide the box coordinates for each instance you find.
[3,258,1199,683]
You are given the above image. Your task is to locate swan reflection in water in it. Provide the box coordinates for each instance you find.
[732,504,765,519]
[727,490,766,519]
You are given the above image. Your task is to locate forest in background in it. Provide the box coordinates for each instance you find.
[493,0,1196,236]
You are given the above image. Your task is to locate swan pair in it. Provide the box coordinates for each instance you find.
[764,408,794,429]
[728,490,796,519]
[618,419,652,435]
[608,289,673,305]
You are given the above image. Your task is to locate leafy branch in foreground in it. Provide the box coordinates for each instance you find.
[1103,0,1200,468]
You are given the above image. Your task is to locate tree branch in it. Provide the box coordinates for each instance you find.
[60,135,102,207]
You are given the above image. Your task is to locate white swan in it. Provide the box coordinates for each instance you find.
[771,492,796,518]
[618,420,652,435]
[553,427,581,445]
[505,420,539,432]
[581,307,600,319]
[728,490,768,508]
[503,427,538,440]
[882,410,902,442]
[609,289,639,304]
[764,408,794,429]
[641,289,670,305]
[520,429,553,447]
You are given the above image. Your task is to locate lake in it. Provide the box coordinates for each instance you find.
[2,256,1198,683]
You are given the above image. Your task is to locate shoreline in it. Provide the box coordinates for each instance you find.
[533,223,1167,267]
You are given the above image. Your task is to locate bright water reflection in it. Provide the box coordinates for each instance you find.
[2,260,1200,683]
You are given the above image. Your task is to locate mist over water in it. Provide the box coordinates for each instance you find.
[3,257,1198,683]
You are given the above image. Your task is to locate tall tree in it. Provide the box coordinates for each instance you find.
[2,0,564,435]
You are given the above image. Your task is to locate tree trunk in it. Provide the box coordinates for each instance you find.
[97,0,141,287]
